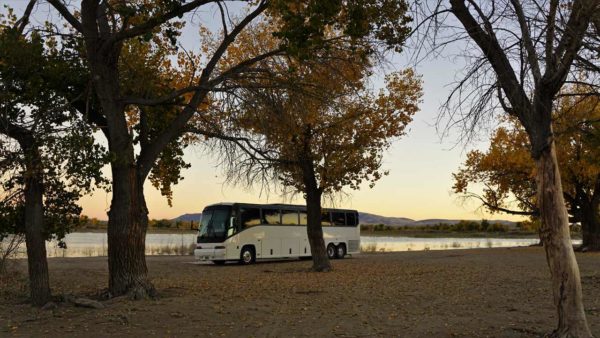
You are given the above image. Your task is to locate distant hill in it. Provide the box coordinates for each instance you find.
[358,212,414,226]
[173,213,202,222]
[411,219,516,227]
[173,210,516,228]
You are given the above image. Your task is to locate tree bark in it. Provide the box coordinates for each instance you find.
[536,142,592,338]
[106,163,156,299]
[23,146,51,306]
[301,159,331,272]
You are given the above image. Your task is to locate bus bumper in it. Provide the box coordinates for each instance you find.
[194,248,226,261]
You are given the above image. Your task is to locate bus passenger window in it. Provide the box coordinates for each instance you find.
[281,210,298,225]
[332,212,346,226]
[299,211,308,225]
[346,213,357,226]
[262,209,281,225]
[240,208,261,229]
[321,212,332,226]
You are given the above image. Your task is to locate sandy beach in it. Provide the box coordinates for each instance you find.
[1,247,599,337]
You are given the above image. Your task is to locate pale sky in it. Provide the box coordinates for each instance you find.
[5,1,525,222]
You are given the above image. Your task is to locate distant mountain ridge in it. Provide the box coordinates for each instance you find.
[172,211,517,228]
[175,213,202,222]
[358,212,414,226]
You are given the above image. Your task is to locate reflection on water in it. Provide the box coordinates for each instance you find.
[6,233,198,258]
[3,233,583,258]
[360,236,553,252]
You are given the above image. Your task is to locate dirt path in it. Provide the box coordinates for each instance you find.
[1,247,599,337]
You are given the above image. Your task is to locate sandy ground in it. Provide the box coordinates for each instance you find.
[1,247,599,337]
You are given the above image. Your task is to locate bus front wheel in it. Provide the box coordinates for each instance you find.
[240,246,256,265]
[326,244,336,259]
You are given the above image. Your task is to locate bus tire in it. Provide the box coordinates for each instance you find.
[335,244,346,259]
[240,246,256,265]
[326,244,336,259]
[213,260,226,265]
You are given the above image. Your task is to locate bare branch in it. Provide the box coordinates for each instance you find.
[510,0,542,83]
[47,0,83,33]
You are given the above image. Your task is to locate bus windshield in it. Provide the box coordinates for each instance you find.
[198,207,230,242]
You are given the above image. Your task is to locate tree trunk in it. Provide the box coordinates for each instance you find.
[106,162,156,299]
[301,158,331,272]
[305,186,331,272]
[580,202,600,251]
[535,143,592,338]
[23,147,51,306]
[85,35,156,298]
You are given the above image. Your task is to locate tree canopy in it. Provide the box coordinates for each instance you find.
[205,24,422,198]
[0,11,106,243]
[453,91,600,249]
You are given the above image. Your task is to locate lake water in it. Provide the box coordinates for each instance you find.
[2,232,577,258]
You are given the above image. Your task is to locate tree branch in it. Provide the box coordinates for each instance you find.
[14,0,37,34]
[109,0,215,44]
[469,192,539,216]
[547,0,599,92]
[450,0,530,118]
[47,0,83,33]
[510,0,542,83]
[135,2,270,180]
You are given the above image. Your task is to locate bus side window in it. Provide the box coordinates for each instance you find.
[321,211,332,226]
[281,210,299,225]
[346,212,357,226]
[240,208,261,229]
[299,211,308,225]
[262,209,281,225]
[332,212,346,226]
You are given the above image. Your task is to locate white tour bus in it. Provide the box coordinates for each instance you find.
[194,202,360,264]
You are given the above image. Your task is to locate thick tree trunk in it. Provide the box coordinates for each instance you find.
[301,157,331,272]
[580,202,600,251]
[107,163,155,299]
[23,148,51,306]
[535,143,592,338]
[305,186,331,272]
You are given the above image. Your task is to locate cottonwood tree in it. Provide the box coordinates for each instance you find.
[415,0,599,336]
[42,0,280,298]
[44,0,413,297]
[453,93,600,251]
[0,6,105,306]
[202,30,421,271]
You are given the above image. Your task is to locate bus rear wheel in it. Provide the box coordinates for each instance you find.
[326,244,336,259]
[240,246,256,265]
[335,244,346,259]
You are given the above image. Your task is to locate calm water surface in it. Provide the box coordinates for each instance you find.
[2,232,577,258]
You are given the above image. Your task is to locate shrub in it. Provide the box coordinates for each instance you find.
[488,223,507,232]
[374,224,385,231]
[154,219,172,229]
[480,219,490,231]
[0,234,25,275]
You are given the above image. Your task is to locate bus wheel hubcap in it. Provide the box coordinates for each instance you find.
[243,251,252,262]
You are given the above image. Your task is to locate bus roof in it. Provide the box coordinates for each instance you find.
[204,202,358,213]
